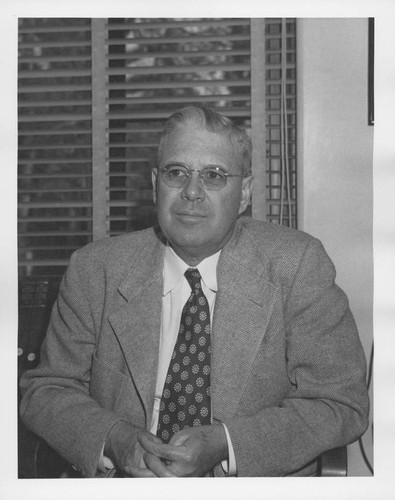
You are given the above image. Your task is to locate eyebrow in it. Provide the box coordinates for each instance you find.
[163,162,187,168]
[163,162,229,172]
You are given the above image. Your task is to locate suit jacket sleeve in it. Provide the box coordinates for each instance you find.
[223,238,369,476]
[19,249,136,478]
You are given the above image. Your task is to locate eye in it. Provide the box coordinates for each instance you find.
[203,168,225,181]
[166,165,188,179]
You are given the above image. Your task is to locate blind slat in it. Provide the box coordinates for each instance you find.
[108,79,250,90]
[19,188,92,194]
[19,23,91,34]
[19,85,92,93]
[107,34,250,45]
[19,216,93,222]
[18,100,92,108]
[107,19,250,30]
[19,231,91,236]
[108,95,251,106]
[19,55,92,64]
[18,40,91,49]
[19,202,93,208]
[107,109,251,120]
[107,63,250,76]
[18,259,72,266]
[19,114,92,123]
[18,159,92,165]
[109,142,157,148]
[19,173,91,179]
[19,245,85,250]
[108,49,250,60]
[19,69,91,78]
[18,129,92,136]
[19,144,91,151]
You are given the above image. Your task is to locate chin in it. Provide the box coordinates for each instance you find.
[172,234,207,249]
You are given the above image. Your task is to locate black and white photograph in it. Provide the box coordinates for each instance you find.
[1,1,394,499]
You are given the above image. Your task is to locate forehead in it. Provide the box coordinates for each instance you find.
[159,125,240,170]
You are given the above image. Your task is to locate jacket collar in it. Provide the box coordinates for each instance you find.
[108,227,166,425]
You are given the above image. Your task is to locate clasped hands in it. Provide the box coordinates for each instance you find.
[105,421,228,477]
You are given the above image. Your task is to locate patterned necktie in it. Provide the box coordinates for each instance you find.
[157,268,212,444]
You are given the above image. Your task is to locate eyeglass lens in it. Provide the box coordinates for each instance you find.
[162,166,227,190]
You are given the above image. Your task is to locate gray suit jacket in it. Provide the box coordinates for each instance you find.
[20,218,369,477]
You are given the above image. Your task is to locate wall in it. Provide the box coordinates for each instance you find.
[296,18,374,475]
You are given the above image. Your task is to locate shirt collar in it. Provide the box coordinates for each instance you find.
[163,245,220,296]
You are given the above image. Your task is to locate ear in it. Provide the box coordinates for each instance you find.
[238,176,254,215]
[151,168,158,204]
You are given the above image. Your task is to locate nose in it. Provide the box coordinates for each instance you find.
[181,171,206,202]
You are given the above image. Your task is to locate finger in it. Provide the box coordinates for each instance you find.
[123,465,158,478]
[139,434,187,462]
[138,432,163,448]
[169,432,190,446]
[143,452,177,478]
[138,433,171,454]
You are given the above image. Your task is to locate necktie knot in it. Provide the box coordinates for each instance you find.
[185,268,202,292]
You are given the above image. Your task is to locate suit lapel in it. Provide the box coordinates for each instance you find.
[108,231,165,424]
[211,220,278,421]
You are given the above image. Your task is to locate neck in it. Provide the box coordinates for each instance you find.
[163,219,241,267]
[169,246,210,267]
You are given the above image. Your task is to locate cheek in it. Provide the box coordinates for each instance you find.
[156,186,176,211]
[214,189,242,219]
[156,189,184,235]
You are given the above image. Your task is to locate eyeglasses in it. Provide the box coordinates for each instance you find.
[158,164,244,191]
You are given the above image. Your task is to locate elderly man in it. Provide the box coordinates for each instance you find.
[20,105,369,477]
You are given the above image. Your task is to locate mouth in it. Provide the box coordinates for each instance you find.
[175,211,207,222]
[176,211,205,217]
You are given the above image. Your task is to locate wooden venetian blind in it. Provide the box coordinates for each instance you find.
[18,18,297,281]
[105,18,254,236]
[18,18,94,280]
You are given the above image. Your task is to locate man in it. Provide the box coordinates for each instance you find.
[20,105,369,477]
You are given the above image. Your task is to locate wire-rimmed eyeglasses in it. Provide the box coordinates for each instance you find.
[158,164,244,191]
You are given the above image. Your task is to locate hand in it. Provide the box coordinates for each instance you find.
[104,421,176,477]
[138,424,228,477]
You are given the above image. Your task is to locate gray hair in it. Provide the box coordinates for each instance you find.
[158,105,252,176]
